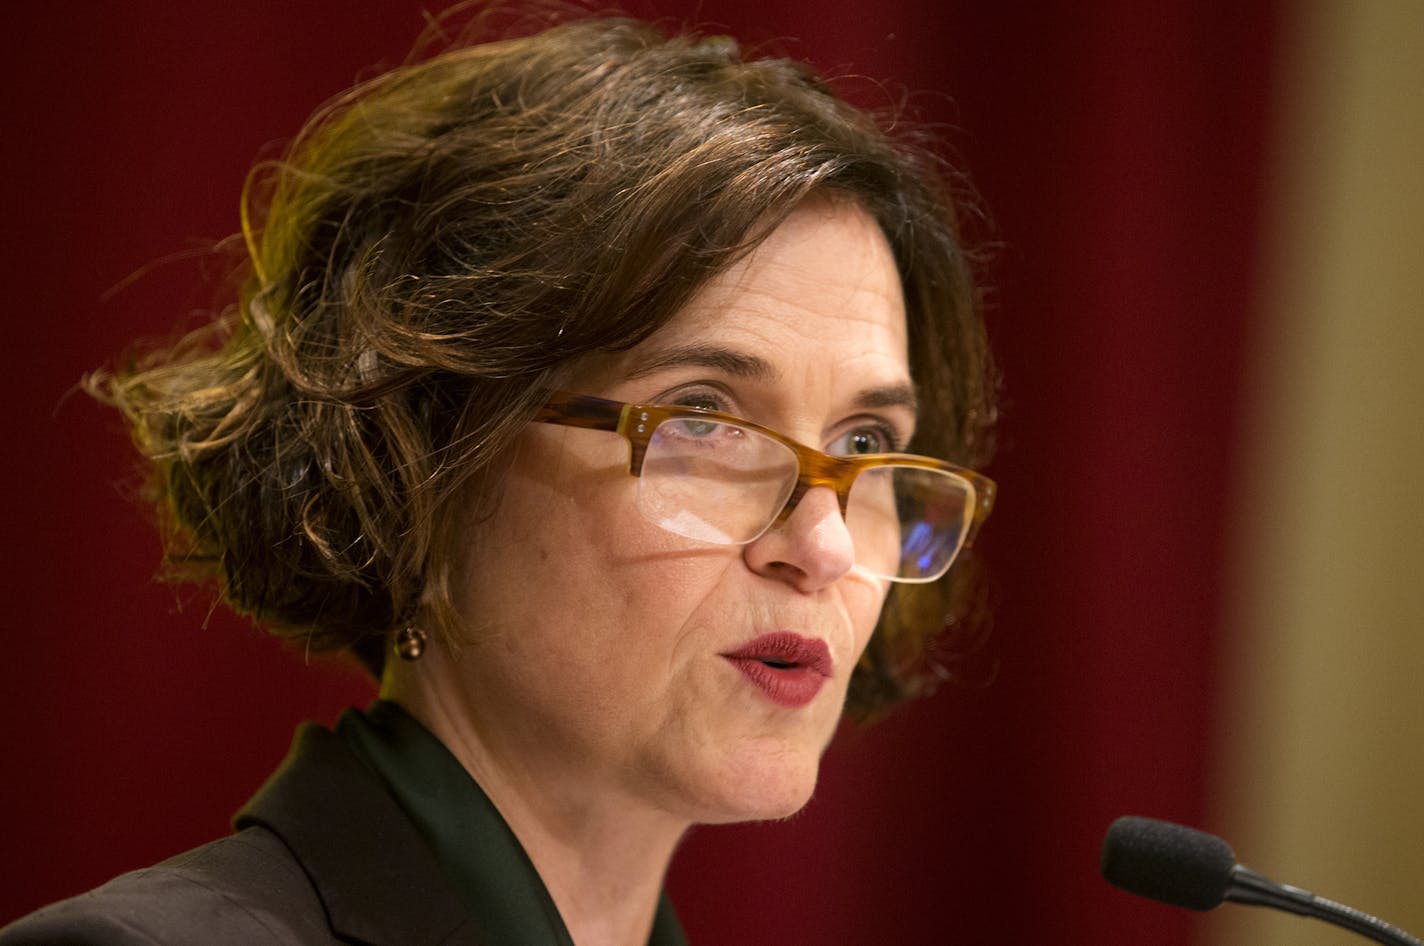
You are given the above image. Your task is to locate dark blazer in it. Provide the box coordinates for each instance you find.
[0,724,484,945]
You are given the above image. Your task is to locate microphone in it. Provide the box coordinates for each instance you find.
[1100,816,1422,946]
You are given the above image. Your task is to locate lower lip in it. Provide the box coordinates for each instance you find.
[723,657,827,708]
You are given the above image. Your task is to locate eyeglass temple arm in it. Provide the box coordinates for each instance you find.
[535,392,627,431]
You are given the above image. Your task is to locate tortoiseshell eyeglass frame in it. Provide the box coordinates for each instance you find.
[534,391,996,555]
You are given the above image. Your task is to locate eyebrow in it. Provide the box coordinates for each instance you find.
[856,383,919,415]
[626,343,920,416]
[624,345,776,383]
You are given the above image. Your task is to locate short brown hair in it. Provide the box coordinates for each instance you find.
[94,14,995,719]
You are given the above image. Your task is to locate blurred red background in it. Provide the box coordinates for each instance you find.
[2,2,1279,943]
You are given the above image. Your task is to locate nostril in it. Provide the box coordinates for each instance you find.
[742,490,855,590]
[766,559,805,577]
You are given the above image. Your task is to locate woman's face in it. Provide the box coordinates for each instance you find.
[448,198,910,825]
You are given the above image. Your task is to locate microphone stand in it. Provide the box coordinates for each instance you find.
[1227,865,1422,946]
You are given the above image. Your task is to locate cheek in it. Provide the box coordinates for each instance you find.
[842,575,892,661]
[485,435,635,568]
[468,440,728,640]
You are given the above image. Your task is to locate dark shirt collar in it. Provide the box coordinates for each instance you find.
[340,700,688,946]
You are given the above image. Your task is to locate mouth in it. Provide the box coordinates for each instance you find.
[721,633,833,708]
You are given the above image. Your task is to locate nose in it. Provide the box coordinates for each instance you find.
[742,486,856,591]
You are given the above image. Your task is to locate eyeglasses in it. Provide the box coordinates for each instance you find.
[535,392,995,583]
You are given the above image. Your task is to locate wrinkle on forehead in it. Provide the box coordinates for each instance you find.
[573,198,910,403]
[693,206,904,332]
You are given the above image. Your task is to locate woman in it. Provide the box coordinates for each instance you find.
[2,11,995,946]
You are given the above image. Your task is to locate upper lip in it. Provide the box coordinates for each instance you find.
[720,632,834,678]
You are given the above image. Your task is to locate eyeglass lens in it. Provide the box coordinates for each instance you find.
[635,416,974,581]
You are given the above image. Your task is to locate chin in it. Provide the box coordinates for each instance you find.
[692,740,823,825]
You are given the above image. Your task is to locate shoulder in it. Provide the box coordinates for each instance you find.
[4,717,478,946]
[0,826,336,946]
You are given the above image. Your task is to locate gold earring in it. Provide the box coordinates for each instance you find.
[394,626,428,661]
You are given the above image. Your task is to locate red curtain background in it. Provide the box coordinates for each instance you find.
[3,2,1280,943]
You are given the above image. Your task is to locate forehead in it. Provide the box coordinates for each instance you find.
[578,199,909,393]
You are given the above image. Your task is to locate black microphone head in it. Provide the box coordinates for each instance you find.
[1100,816,1237,911]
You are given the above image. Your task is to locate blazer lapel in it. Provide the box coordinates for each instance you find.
[236,723,482,946]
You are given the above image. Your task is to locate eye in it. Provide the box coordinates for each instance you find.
[663,391,730,436]
[829,425,894,456]
[658,391,739,441]
[670,392,725,412]
[666,416,722,438]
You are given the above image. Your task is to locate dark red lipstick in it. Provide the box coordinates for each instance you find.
[721,633,833,708]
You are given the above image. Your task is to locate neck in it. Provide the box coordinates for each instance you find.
[383,665,687,946]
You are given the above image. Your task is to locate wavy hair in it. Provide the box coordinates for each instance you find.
[93,14,996,719]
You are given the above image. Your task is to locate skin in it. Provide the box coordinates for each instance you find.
[385,197,913,946]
